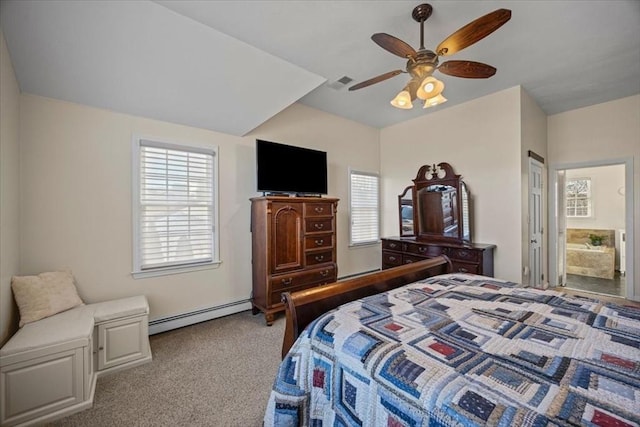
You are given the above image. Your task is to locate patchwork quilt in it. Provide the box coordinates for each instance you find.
[264,274,640,427]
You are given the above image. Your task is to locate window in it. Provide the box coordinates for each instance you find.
[566,178,592,217]
[132,137,219,277]
[349,170,380,246]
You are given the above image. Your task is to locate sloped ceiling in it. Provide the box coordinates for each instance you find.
[1,1,639,136]
[0,0,325,136]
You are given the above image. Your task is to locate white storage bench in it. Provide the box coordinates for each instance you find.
[0,296,151,426]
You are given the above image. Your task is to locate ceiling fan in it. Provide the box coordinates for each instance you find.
[349,4,511,109]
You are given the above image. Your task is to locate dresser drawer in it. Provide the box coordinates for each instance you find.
[444,247,480,262]
[270,265,336,292]
[304,202,334,217]
[304,234,333,250]
[270,269,336,305]
[382,240,404,251]
[403,254,428,264]
[451,261,480,274]
[305,250,333,266]
[305,218,333,233]
[382,251,402,266]
[405,242,441,257]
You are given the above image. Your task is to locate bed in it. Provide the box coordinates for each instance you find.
[264,256,640,426]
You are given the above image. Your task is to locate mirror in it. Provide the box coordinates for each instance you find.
[461,182,471,241]
[416,185,458,238]
[397,163,472,243]
[398,186,414,237]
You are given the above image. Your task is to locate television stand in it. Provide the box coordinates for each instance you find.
[250,196,339,325]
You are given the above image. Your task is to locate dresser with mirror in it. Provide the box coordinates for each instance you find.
[382,163,495,276]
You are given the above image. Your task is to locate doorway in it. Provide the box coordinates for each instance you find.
[549,158,634,299]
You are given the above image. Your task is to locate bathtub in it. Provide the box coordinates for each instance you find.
[566,243,615,279]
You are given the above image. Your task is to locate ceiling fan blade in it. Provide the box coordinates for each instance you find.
[371,33,417,59]
[438,60,496,78]
[436,9,511,56]
[348,70,404,91]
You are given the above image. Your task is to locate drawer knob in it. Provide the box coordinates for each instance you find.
[418,247,426,253]
[389,243,397,248]
[315,239,324,246]
[314,207,324,213]
[405,259,413,264]
[320,270,329,277]
[458,267,468,273]
[389,256,396,261]
[314,223,324,230]
[98,346,104,351]
[315,255,324,261]
[281,278,292,285]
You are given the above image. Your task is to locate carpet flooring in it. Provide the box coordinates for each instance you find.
[46,310,285,427]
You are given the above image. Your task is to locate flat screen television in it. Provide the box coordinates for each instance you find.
[256,139,328,195]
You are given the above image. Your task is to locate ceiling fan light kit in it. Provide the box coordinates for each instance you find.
[423,94,447,109]
[390,89,413,109]
[416,76,444,101]
[349,3,511,111]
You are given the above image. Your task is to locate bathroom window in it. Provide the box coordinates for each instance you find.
[566,178,592,218]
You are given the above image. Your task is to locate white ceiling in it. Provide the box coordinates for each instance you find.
[2,1,639,136]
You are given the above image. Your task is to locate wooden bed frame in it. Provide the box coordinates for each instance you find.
[280,256,452,358]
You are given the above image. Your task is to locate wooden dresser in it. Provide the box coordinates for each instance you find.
[381,237,495,276]
[251,196,339,325]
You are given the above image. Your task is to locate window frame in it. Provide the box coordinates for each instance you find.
[131,135,220,279]
[348,169,380,247]
[566,177,592,218]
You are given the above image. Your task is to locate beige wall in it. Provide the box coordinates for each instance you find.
[18,95,380,322]
[0,31,21,345]
[548,95,640,299]
[8,73,640,336]
[566,165,625,269]
[565,165,625,231]
[520,88,548,285]
[380,87,523,282]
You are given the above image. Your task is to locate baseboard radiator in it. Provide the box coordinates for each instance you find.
[148,299,252,335]
[148,270,379,335]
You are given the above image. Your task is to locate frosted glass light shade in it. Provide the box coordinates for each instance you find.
[416,77,444,100]
[423,94,447,108]
[390,90,413,109]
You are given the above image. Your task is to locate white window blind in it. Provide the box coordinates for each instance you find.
[350,171,380,245]
[566,178,592,218]
[136,140,216,272]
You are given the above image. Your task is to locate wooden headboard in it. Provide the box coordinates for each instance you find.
[280,255,452,358]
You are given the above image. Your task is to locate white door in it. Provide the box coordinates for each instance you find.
[556,170,567,286]
[529,158,544,286]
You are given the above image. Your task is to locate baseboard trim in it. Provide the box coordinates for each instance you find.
[148,299,252,335]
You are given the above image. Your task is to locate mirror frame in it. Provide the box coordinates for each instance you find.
[398,186,415,237]
[397,162,472,243]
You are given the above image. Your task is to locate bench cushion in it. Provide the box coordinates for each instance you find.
[90,296,149,323]
[0,306,93,358]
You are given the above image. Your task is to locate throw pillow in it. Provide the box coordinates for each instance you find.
[11,270,84,327]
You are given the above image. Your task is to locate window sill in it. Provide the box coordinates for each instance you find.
[349,240,381,248]
[132,260,222,279]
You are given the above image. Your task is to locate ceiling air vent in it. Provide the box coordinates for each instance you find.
[327,76,353,90]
